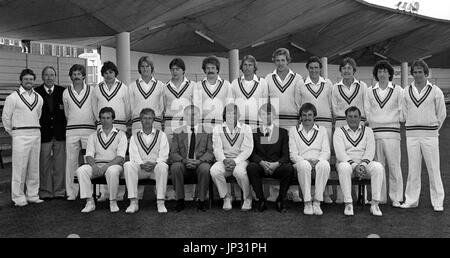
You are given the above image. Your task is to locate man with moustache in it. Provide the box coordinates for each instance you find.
[2,69,44,206]
[63,64,96,200]
[35,66,67,200]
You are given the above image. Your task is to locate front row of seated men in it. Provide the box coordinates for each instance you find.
[77,103,383,216]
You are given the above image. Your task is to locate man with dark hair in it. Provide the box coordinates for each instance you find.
[401,59,446,211]
[163,57,195,201]
[76,107,127,213]
[247,103,294,212]
[333,106,384,216]
[364,60,403,207]
[63,64,96,201]
[2,69,44,206]
[34,66,67,200]
[92,61,130,201]
[290,103,330,215]
[123,108,170,213]
[210,103,253,211]
[169,105,214,212]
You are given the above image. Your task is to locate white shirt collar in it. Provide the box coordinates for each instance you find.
[337,78,359,87]
[139,76,156,84]
[139,127,156,136]
[202,76,222,85]
[99,126,119,136]
[273,69,295,77]
[305,76,326,85]
[44,85,55,94]
[70,82,87,91]
[373,81,393,90]
[344,124,362,133]
[169,77,189,88]
[241,74,259,82]
[19,86,35,95]
[222,121,242,131]
[298,123,319,132]
[101,78,121,90]
[262,123,274,133]
[187,124,199,133]
[411,80,433,89]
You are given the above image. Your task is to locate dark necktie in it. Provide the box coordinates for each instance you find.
[188,127,196,159]
[47,89,54,113]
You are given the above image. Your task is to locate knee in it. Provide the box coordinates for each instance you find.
[232,167,247,179]
[295,160,311,173]
[316,160,330,173]
[210,163,222,177]
[369,162,384,176]
[279,164,295,177]
[246,162,260,176]
[155,162,169,174]
[337,162,352,176]
[76,165,88,177]
[170,162,185,175]
[105,166,121,178]
[197,163,211,176]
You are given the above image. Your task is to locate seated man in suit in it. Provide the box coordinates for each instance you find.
[333,106,384,216]
[170,105,214,212]
[289,103,330,216]
[247,103,294,212]
[210,103,254,211]
[123,108,170,214]
[76,107,127,213]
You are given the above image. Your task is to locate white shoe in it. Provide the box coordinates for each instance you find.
[400,202,418,209]
[110,201,120,213]
[81,201,95,213]
[324,196,333,204]
[303,202,313,215]
[434,206,444,212]
[313,201,323,216]
[266,195,278,202]
[157,202,167,213]
[290,190,302,203]
[165,188,176,201]
[223,197,232,210]
[15,201,28,207]
[241,199,252,211]
[370,204,383,216]
[392,201,401,208]
[344,204,354,216]
[335,198,344,204]
[28,198,44,204]
[126,202,139,213]
[67,196,76,201]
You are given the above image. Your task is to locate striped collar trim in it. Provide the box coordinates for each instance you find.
[222,126,240,146]
[296,124,319,146]
[373,85,394,109]
[68,84,90,108]
[136,79,157,99]
[137,130,159,155]
[16,89,38,111]
[305,81,325,99]
[238,77,259,99]
[99,81,122,101]
[166,80,190,99]
[97,129,118,150]
[337,82,360,104]
[341,125,365,147]
[272,72,296,93]
[408,84,432,108]
[202,79,224,99]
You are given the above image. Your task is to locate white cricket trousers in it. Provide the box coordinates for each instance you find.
[76,164,123,200]
[337,161,384,203]
[65,135,89,199]
[404,136,444,207]
[124,161,168,200]
[295,160,330,202]
[210,160,251,200]
[375,138,403,203]
[11,134,41,204]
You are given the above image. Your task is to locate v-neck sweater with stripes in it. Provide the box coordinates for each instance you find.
[299,77,333,126]
[402,82,446,137]
[265,71,303,119]
[288,124,330,163]
[63,85,96,137]
[364,83,403,140]
[2,89,43,136]
[333,125,375,166]
[85,128,128,163]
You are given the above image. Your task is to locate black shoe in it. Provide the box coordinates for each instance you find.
[40,196,53,201]
[175,199,185,212]
[276,200,287,213]
[257,200,267,212]
[197,201,207,212]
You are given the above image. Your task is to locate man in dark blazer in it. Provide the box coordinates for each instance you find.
[247,103,294,212]
[169,104,214,212]
[35,66,67,199]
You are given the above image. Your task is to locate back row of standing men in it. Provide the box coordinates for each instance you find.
[2,48,445,215]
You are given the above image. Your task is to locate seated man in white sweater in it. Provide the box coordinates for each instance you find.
[210,103,254,211]
[124,108,170,214]
[289,103,330,216]
[76,107,128,213]
[333,106,384,216]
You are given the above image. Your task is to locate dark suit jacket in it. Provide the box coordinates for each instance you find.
[169,125,214,164]
[35,84,67,142]
[250,126,290,164]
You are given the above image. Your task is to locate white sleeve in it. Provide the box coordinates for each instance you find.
[129,135,143,164]
[234,124,253,164]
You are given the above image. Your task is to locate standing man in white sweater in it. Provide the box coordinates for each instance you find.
[2,69,44,206]
[63,64,96,200]
[364,60,404,207]
[333,106,384,216]
[400,59,446,211]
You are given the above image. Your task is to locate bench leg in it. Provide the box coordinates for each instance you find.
[0,150,4,169]
[208,178,214,209]
[93,183,97,204]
